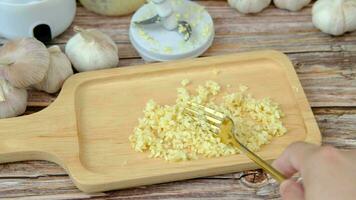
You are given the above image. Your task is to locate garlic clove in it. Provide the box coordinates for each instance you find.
[0,78,28,119]
[312,0,356,36]
[0,38,50,88]
[34,46,74,94]
[65,26,119,72]
[273,0,311,11]
[228,0,271,14]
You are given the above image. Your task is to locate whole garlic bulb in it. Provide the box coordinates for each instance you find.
[34,46,74,94]
[65,26,119,72]
[274,0,311,11]
[0,78,28,119]
[80,0,145,16]
[228,0,271,14]
[0,38,50,88]
[312,0,356,36]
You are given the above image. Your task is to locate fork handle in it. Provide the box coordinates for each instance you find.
[235,140,286,183]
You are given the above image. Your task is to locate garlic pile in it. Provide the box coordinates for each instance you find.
[312,0,356,36]
[34,46,73,94]
[0,27,120,118]
[0,38,49,88]
[274,0,311,11]
[0,38,75,119]
[228,0,271,14]
[65,26,119,72]
[0,78,28,119]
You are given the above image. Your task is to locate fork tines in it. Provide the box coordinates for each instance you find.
[184,102,226,133]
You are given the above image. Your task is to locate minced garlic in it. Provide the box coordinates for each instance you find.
[180,79,191,86]
[129,81,287,162]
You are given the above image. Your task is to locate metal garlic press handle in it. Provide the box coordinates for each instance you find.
[133,15,192,41]
[151,0,178,30]
[232,134,286,183]
[133,0,193,41]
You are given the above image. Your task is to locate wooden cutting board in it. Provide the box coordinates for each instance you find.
[0,50,321,193]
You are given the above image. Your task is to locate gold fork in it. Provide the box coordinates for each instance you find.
[184,102,286,183]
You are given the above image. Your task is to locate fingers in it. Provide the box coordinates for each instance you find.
[280,179,305,200]
[272,142,318,178]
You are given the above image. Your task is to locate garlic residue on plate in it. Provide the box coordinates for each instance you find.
[0,78,28,119]
[312,0,356,36]
[130,81,287,162]
[131,0,214,61]
[228,0,271,14]
[65,26,119,72]
[0,38,50,88]
[34,46,73,94]
[274,0,311,11]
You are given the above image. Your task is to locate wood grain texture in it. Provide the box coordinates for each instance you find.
[0,176,272,200]
[314,108,356,149]
[2,2,356,56]
[0,50,321,193]
[26,51,356,107]
[0,0,355,199]
[291,52,356,107]
[1,1,355,107]
[0,110,354,199]
[42,4,355,56]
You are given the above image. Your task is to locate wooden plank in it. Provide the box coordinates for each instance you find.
[0,160,263,180]
[27,90,57,107]
[291,51,356,107]
[314,108,356,149]
[0,1,355,199]
[0,176,106,199]
[0,109,354,198]
[49,4,356,56]
[1,3,356,57]
[0,161,65,178]
[0,176,276,199]
[26,51,356,107]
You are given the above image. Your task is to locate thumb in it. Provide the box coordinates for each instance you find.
[280,179,304,200]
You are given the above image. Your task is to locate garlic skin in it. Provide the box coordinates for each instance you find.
[228,0,271,14]
[274,0,311,11]
[312,0,356,36]
[65,26,119,72]
[0,79,28,119]
[0,38,50,88]
[34,46,73,94]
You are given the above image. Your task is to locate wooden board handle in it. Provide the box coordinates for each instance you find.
[0,112,77,164]
[0,114,54,163]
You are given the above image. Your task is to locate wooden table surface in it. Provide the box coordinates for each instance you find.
[1,1,356,199]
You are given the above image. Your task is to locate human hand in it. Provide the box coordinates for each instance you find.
[272,142,356,200]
